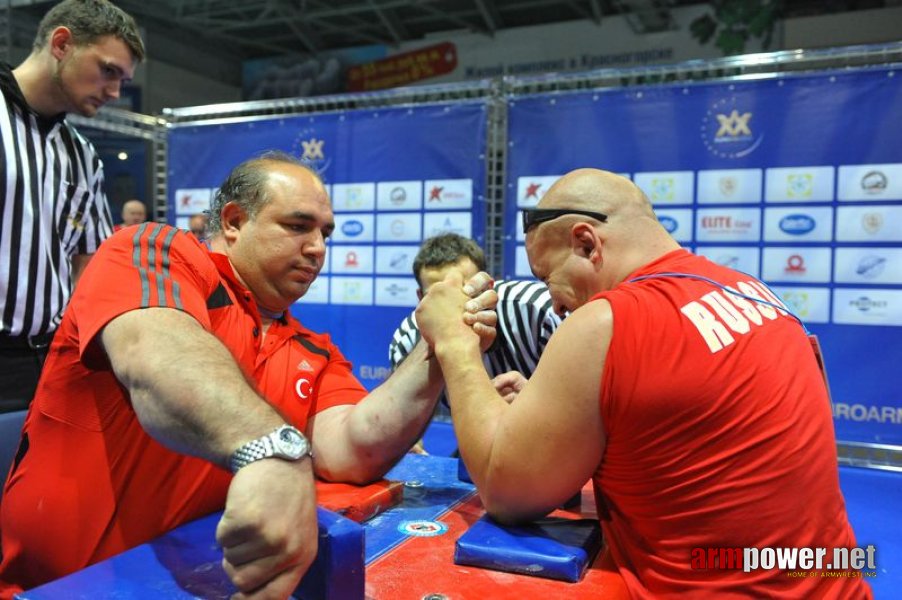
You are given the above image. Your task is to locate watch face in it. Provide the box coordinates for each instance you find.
[279,427,303,445]
[274,426,308,459]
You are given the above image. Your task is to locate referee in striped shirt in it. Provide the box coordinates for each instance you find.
[389,234,561,446]
[0,0,144,412]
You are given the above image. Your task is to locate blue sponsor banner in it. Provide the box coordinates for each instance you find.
[506,66,902,445]
[169,102,488,389]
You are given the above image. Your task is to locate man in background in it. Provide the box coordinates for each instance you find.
[114,199,148,230]
[188,212,209,240]
[389,233,560,452]
[416,168,869,598]
[0,152,497,598]
[0,0,145,413]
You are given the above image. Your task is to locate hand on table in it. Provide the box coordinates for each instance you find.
[216,458,318,599]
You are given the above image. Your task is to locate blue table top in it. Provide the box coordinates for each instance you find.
[14,458,898,599]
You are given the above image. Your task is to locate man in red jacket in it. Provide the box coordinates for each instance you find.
[0,152,496,599]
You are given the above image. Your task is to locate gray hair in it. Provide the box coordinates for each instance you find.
[207,151,322,235]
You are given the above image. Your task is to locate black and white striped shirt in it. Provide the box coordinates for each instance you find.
[389,280,561,378]
[0,64,113,338]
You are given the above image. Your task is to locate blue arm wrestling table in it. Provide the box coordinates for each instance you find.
[16,455,627,599]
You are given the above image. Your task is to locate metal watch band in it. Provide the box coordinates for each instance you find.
[229,436,273,473]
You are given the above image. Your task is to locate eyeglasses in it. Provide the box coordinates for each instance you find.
[521,208,608,234]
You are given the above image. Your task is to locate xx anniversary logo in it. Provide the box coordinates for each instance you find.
[701,97,764,159]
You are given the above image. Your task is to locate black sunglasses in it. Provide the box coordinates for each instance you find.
[521,208,608,234]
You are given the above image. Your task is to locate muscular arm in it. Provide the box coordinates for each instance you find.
[311,273,498,484]
[310,339,445,483]
[101,307,317,597]
[420,273,610,523]
[102,308,285,462]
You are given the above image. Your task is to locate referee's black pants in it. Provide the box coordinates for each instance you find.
[0,332,53,414]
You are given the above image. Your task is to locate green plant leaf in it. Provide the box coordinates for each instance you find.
[716,28,748,55]
[690,14,718,45]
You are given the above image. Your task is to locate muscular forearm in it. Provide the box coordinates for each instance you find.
[102,308,285,468]
[314,340,444,483]
[434,336,507,494]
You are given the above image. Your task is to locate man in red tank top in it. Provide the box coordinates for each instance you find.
[416,168,871,598]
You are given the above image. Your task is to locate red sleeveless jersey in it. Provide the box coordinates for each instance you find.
[592,249,869,599]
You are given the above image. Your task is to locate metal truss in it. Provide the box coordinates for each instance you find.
[505,40,902,96]
[68,108,169,222]
[837,442,902,473]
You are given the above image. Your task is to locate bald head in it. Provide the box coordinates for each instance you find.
[540,168,656,221]
[121,199,147,226]
[525,168,681,308]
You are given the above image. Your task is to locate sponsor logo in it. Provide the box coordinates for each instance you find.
[779,214,816,235]
[385,283,410,296]
[341,220,365,237]
[297,359,314,372]
[779,291,811,318]
[390,219,406,237]
[861,171,888,195]
[344,251,359,267]
[342,280,366,302]
[715,255,740,269]
[784,254,807,275]
[650,178,675,202]
[525,182,543,199]
[428,186,443,201]
[699,215,754,233]
[389,252,408,268]
[398,520,448,537]
[786,174,813,199]
[856,256,886,278]
[719,176,738,197]
[861,212,884,235]
[390,186,407,205]
[344,187,368,208]
[702,98,764,158]
[658,216,678,233]
[849,296,888,313]
[180,194,193,207]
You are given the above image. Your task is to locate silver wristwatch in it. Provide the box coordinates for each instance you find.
[229,425,313,473]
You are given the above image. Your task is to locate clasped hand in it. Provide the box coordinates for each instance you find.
[416,270,498,353]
